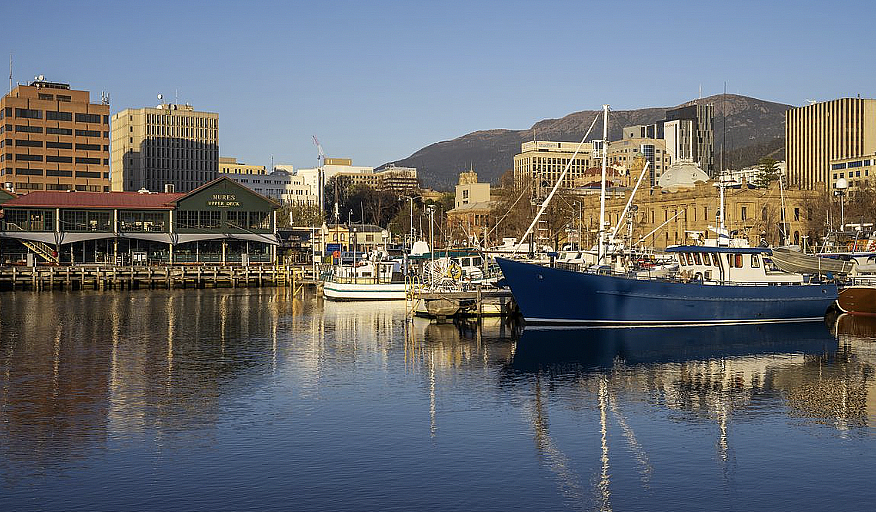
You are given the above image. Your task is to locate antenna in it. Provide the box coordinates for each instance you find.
[8,53,11,94]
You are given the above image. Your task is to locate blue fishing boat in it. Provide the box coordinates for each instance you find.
[497,246,838,326]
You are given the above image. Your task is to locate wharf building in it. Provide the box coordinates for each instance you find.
[0,78,110,194]
[110,102,219,193]
[0,177,279,265]
[220,158,317,205]
[786,98,876,191]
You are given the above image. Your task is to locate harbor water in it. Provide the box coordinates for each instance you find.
[1,288,875,511]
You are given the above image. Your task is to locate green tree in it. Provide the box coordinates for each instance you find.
[277,203,323,227]
[754,157,781,188]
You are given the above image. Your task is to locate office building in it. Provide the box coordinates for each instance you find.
[513,141,597,198]
[786,98,876,191]
[111,102,218,193]
[0,77,110,194]
[664,104,714,177]
[221,160,317,206]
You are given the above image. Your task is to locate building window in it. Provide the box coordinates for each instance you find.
[75,129,101,137]
[15,108,42,119]
[46,111,73,121]
[15,125,42,133]
[47,127,73,135]
[740,206,747,221]
[46,141,73,149]
[75,113,102,124]
[15,154,43,162]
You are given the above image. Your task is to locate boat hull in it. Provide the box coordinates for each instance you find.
[496,258,838,326]
[323,281,407,301]
[837,285,876,316]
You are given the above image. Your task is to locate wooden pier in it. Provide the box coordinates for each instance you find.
[0,265,322,292]
[411,287,517,320]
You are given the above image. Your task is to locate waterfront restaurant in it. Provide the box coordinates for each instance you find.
[0,177,280,265]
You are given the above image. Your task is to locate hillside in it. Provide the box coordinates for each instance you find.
[383,94,791,190]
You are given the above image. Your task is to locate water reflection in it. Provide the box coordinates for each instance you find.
[507,320,876,511]
[2,289,876,511]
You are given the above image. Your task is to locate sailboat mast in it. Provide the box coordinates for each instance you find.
[598,104,609,262]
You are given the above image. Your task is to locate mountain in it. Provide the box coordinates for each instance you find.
[382,94,792,190]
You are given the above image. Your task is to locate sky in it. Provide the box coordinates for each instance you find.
[5,0,876,172]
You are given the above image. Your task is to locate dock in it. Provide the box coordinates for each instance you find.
[0,265,322,292]
[410,287,517,320]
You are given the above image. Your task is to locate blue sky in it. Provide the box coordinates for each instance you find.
[5,0,875,171]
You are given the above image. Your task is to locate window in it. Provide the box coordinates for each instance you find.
[38,93,54,100]
[794,208,800,221]
[751,254,760,268]
[75,129,100,137]
[61,210,112,232]
[198,211,221,228]
[15,125,43,133]
[46,156,73,163]
[3,209,53,231]
[57,95,71,102]
[15,168,43,175]
[47,127,73,135]
[75,171,101,178]
[15,154,43,162]
[46,141,73,149]
[75,113,101,124]
[15,108,42,119]
[46,111,72,121]
[15,140,43,147]
[740,206,747,221]
[14,182,43,190]
[46,170,72,177]
[75,143,101,151]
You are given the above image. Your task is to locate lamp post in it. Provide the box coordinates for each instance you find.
[835,177,848,232]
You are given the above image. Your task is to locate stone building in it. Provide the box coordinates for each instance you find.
[571,180,820,250]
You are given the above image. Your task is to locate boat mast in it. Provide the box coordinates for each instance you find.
[598,104,609,262]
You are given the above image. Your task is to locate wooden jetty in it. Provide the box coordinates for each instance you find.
[0,265,322,292]
[410,286,517,320]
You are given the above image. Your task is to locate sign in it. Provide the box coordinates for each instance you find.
[207,193,240,208]
[326,243,342,253]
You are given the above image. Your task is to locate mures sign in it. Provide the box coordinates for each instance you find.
[207,194,240,208]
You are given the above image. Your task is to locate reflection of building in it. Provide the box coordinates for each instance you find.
[1,78,110,193]
[0,177,279,265]
[110,102,219,193]
[786,98,876,191]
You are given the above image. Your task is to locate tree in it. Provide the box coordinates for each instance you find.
[278,203,323,228]
[754,158,781,188]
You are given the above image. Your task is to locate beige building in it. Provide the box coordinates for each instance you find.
[572,180,820,250]
[447,170,492,245]
[608,136,672,186]
[513,141,597,198]
[786,98,876,191]
[375,165,419,192]
[829,154,875,192]
[111,102,218,193]
[1,78,110,193]
[219,156,265,175]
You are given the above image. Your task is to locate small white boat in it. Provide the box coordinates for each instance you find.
[323,259,407,301]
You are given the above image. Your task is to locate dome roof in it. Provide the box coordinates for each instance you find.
[657,160,710,191]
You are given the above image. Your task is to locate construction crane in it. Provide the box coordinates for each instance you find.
[312,135,325,165]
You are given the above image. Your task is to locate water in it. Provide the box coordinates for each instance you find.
[1,288,875,511]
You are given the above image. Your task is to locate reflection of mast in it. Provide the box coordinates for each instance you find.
[597,377,611,512]
[529,375,587,511]
[429,350,436,438]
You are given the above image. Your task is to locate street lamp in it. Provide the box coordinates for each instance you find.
[835,177,848,231]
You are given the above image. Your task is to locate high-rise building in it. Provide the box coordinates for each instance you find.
[664,104,714,177]
[0,78,110,193]
[111,102,218,192]
[513,141,597,199]
[786,98,876,191]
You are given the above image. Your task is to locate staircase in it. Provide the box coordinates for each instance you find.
[21,240,59,264]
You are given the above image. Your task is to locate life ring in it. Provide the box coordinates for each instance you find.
[447,262,462,280]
